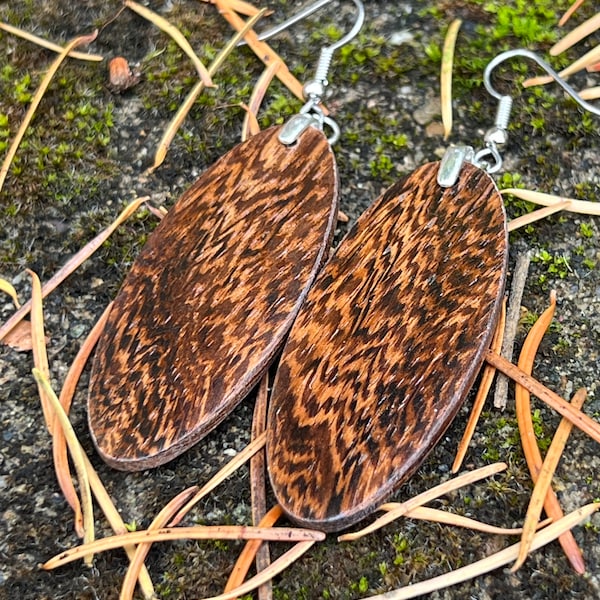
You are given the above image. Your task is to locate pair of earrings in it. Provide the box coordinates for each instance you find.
[87,2,599,533]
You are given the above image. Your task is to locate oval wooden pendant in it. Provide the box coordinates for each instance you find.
[88,126,338,470]
[267,161,508,531]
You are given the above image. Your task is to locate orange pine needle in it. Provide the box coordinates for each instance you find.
[241,61,282,141]
[513,388,587,572]
[452,298,506,472]
[120,486,200,600]
[0,197,148,343]
[509,291,585,573]
[558,0,586,26]
[43,526,325,570]
[27,270,53,434]
[224,505,283,593]
[338,462,507,541]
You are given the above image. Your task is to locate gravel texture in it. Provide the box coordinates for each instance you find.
[0,1,599,599]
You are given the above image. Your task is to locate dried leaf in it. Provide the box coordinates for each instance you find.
[0,319,40,351]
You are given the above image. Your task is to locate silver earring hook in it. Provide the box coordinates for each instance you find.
[473,48,600,174]
[246,0,365,54]
[439,48,600,187]
[269,0,365,146]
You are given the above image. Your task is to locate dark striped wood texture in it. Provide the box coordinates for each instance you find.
[88,126,338,470]
[267,162,507,531]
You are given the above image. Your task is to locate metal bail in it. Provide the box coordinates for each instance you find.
[437,145,474,188]
[278,113,321,145]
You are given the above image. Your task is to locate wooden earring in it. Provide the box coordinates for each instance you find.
[266,48,600,531]
[87,1,365,471]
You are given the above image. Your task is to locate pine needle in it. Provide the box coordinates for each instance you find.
[0,30,98,194]
[27,270,53,434]
[452,298,505,472]
[441,19,461,140]
[169,431,267,526]
[511,291,585,573]
[0,196,148,343]
[551,12,600,55]
[241,61,282,141]
[338,463,507,542]
[0,277,21,308]
[0,22,103,61]
[224,505,283,594]
[201,541,317,600]
[54,303,113,538]
[485,351,600,444]
[150,8,267,171]
[124,0,214,87]
[119,486,200,600]
[507,201,573,231]
[43,526,325,570]
[523,45,600,86]
[558,0,587,26]
[501,188,600,216]
[32,369,95,566]
[360,503,599,600]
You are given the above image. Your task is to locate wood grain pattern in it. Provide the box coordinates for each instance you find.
[267,162,508,531]
[88,126,338,470]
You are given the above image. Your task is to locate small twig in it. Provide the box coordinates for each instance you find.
[0,196,148,343]
[119,486,199,600]
[486,352,600,444]
[248,374,273,600]
[124,0,214,87]
[0,22,103,61]
[43,526,325,569]
[453,298,506,472]
[338,463,507,542]
[551,12,600,55]
[0,30,98,194]
[494,250,531,410]
[511,291,585,573]
[501,188,600,216]
[440,19,461,140]
[360,503,599,600]
[32,369,95,566]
